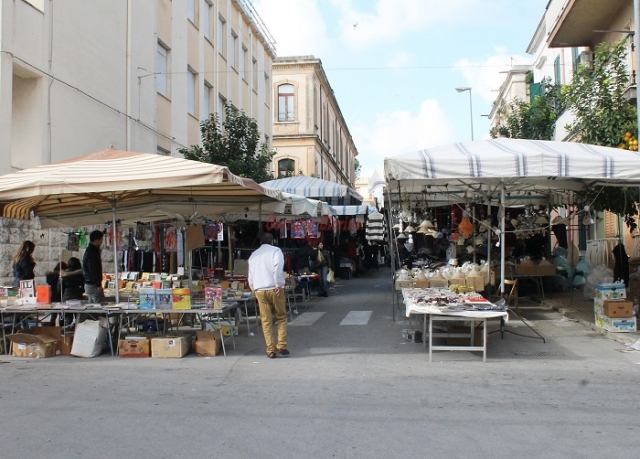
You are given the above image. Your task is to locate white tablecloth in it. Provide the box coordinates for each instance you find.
[403,288,508,322]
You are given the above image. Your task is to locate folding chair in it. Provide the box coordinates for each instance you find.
[492,278,545,342]
[503,279,519,313]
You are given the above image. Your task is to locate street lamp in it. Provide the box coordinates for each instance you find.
[455,86,474,141]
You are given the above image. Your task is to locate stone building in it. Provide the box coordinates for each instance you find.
[271,55,358,187]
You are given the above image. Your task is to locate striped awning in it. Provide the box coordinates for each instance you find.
[0,148,283,228]
[262,175,363,203]
[384,138,640,206]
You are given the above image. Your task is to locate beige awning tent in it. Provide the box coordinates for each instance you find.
[0,148,283,228]
[0,148,284,301]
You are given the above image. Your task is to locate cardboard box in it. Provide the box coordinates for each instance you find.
[118,337,151,357]
[465,275,485,292]
[57,333,74,356]
[172,288,191,310]
[603,300,634,318]
[394,279,414,290]
[8,328,59,358]
[412,279,430,288]
[194,331,222,356]
[151,336,190,358]
[428,279,449,288]
[516,263,537,276]
[71,319,107,357]
[595,283,626,300]
[595,312,637,333]
[209,319,238,336]
[536,264,556,276]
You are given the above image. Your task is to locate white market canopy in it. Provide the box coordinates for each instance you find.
[0,148,283,228]
[384,138,640,294]
[214,192,336,223]
[384,138,640,207]
[262,175,363,204]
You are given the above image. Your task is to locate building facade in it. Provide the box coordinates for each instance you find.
[0,0,276,283]
[271,55,358,187]
[1,0,275,175]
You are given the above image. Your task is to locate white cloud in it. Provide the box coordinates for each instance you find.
[353,99,455,178]
[454,47,534,104]
[252,0,331,57]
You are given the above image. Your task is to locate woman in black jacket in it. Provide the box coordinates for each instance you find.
[12,240,36,287]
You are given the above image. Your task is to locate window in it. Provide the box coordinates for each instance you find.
[554,55,561,85]
[278,159,295,177]
[572,47,580,74]
[204,1,212,40]
[218,15,226,57]
[230,31,238,69]
[264,72,270,102]
[278,84,295,121]
[187,67,196,116]
[187,0,196,24]
[241,45,247,80]
[218,94,227,125]
[252,57,258,90]
[157,42,169,97]
[204,81,212,117]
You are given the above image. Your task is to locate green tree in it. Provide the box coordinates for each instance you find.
[490,77,562,140]
[179,103,276,183]
[354,158,361,178]
[561,40,639,229]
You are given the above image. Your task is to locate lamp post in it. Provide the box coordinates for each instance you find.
[455,86,474,141]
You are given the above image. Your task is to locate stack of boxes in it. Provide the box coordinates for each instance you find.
[594,283,637,333]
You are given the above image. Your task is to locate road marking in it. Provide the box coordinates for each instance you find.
[288,311,325,326]
[340,310,372,325]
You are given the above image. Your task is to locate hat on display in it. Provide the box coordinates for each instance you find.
[396,233,407,240]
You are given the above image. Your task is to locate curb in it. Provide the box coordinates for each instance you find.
[545,299,637,346]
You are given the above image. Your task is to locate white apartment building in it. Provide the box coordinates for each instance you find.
[0,0,276,283]
[271,55,358,187]
[1,0,275,176]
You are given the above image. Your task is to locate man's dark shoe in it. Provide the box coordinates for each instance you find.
[267,352,277,359]
[278,348,290,357]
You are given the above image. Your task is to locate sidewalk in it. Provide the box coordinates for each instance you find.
[533,289,640,346]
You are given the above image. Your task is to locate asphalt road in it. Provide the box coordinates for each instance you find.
[1,267,639,459]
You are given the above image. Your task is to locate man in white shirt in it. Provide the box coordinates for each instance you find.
[248,232,289,358]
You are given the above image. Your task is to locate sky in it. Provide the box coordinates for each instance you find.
[252,0,551,182]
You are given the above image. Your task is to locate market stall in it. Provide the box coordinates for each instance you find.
[384,138,640,299]
[0,148,284,302]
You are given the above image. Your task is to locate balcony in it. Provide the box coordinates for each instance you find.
[547,0,629,48]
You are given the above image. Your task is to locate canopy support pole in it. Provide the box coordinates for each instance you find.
[111,193,120,304]
[486,198,491,289]
[500,183,506,296]
[386,185,398,321]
